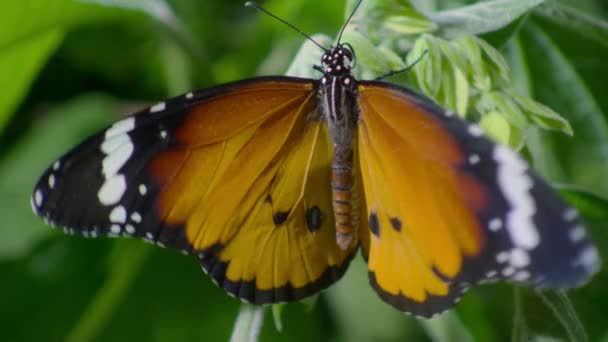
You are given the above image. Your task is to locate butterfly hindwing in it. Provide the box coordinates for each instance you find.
[198,121,357,303]
[356,81,600,317]
[32,77,357,303]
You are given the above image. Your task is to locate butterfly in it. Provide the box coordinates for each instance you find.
[31,1,600,318]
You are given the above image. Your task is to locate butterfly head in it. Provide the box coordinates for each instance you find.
[321,44,354,77]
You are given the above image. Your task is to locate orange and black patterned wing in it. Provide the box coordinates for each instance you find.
[32,77,356,303]
[356,80,600,318]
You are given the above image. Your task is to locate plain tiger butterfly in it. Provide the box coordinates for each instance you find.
[30,0,600,318]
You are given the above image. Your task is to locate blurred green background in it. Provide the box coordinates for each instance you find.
[1,0,607,341]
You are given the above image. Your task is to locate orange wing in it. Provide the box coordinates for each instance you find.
[356,81,599,317]
[32,77,356,304]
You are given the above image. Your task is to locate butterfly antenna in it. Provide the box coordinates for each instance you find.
[376,50,428,80]
[245,2,327,52]
[336,0,363,44]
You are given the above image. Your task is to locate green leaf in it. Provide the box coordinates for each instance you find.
[437,60,469,116]
[537,291,589,342]
[286,35,332,78]
[0,0,125,50]
[486,91,529,128]
[475,36,511,82]
[0,0,146,133]
[437,39,469,76]
[557,186,608,221]
[481,14,529,48]
[453,36,491,92]
[341,30,406,79]
[384,15,438,35]
[0,94,114,260]
[66,241,151,342]
[506,90,573,135]
[519,24,608,197]
[512,288,532,342]
[0,29,63,133]
[77,0,203,61]
[535,2,608,48]
[352,0,437,37]
[430,0,545,38]
[408,35,443,97]
[77,0,173,19]
[479,110,524,148]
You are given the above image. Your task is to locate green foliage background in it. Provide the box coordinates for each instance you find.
[1,0,607,341]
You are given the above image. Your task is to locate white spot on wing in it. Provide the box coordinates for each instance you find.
[569,225,586,242]
[574,246,600,272]
[110,224,122,234]
[110,205,127,223]
[102,141,134,178]
[53,161,61,170]
[48,174,56,188]
[502,266,515,277]
[150,102,166,113]
[494,145,539,250]
[468,124,483,137]
[101,134,130,154]
[105,118,135,139]
[131,212,142,223]
[468,154,480,165]
[496,251,509,263]
[513,270,530,281]
[563,208,578,222]
[509,248,530,268]
[488,218,503,232]
[185,92,194,99]
[34,190,43,207]
[98,175,127,206]
[125,224,135,234]
[139,184,147,195]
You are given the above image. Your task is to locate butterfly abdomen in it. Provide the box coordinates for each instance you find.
[332,147,354,250]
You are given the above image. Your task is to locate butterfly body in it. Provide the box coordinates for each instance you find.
[319,45,359,250]
[32,40,599,318]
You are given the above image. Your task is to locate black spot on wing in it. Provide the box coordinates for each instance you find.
[369,212,380,237]
[389,217,402,232]
[273,211,289,225]
[306,206,322,232]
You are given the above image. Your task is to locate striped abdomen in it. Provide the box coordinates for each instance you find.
[332,147,354,250]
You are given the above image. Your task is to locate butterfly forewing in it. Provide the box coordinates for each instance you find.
[356,81,600,317]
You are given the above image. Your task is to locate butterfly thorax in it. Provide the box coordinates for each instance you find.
[318,44,358,250]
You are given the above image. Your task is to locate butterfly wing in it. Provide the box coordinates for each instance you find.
[356,80,600,317]
[32,76,357,303]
